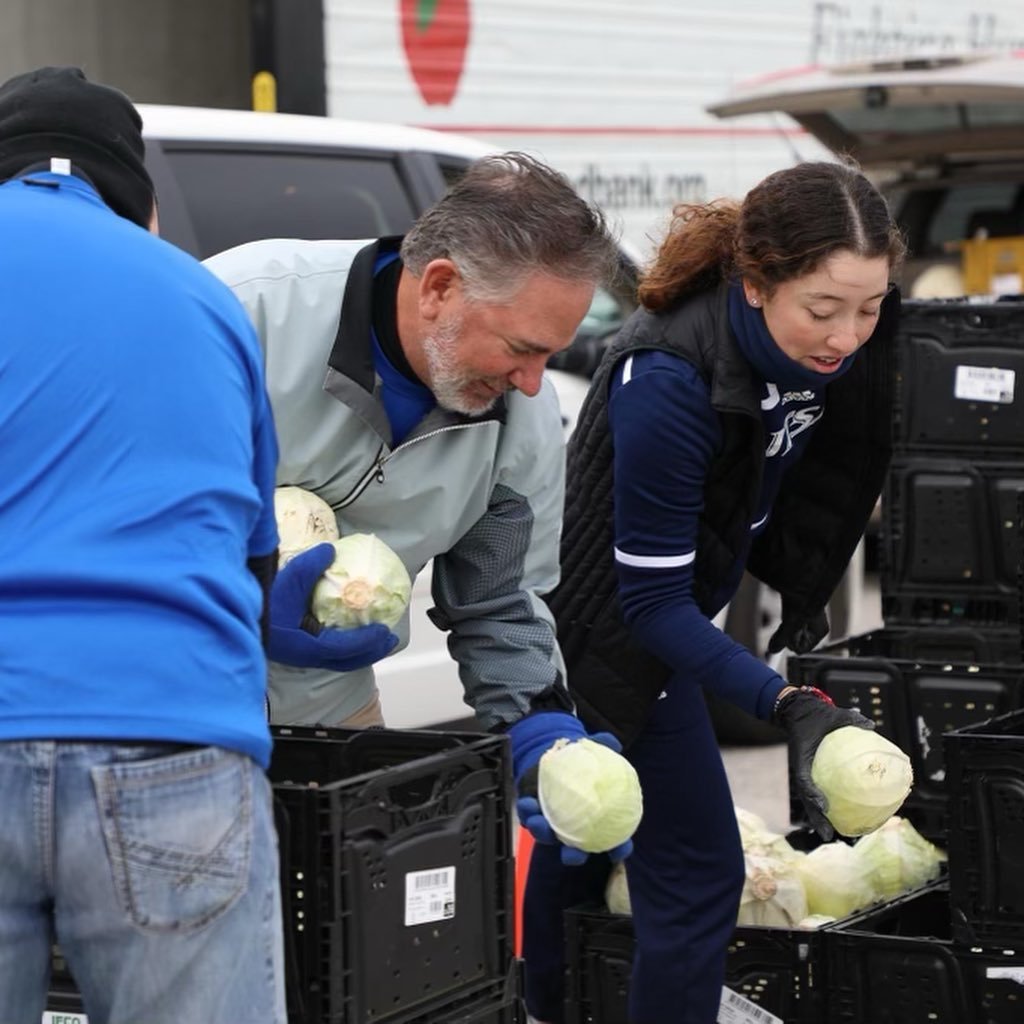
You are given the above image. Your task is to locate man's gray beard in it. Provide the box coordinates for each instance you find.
[422,313,498,416]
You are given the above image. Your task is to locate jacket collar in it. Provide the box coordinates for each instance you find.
[707,280,761,419]
[326,237,399,389]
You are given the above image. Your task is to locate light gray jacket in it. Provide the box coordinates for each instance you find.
[206,237,567,728]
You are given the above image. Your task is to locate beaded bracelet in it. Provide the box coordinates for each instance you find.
[772,683,834,718]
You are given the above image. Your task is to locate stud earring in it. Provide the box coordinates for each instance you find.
[749,298,760,307]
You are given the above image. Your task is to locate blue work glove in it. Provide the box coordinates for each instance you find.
[268,543,399,672]
[508,711,636,867]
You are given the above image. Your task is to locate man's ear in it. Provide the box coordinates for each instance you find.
[418,259,460,321]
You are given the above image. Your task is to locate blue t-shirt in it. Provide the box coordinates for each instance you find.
[0,171,279,766]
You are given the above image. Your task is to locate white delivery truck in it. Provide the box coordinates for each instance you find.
[321,0,1024,257]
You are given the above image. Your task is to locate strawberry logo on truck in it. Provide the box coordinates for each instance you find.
[400,0,471,106]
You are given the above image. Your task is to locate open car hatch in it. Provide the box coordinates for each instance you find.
[707,52,1024,172]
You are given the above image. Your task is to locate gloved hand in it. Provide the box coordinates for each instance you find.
[765,607,829,657]
[268,543,399,672]
[774,685,874,841]
[507,711,636,867]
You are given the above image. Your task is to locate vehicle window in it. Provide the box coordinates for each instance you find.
[834,102,1024,140]
[925,183,1020,253]
[161,148,419,258]
[437,160,468,189]
[580,285,626,335]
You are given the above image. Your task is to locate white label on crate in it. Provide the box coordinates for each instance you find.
[404,866,456,926]
[992,273,1023,297]
[717,986,782,1024]
[42,1013,89,1024]
[953,364,1015,404]
[986,966,1024,985]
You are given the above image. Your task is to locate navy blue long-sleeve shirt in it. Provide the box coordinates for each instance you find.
[606,285,843,719]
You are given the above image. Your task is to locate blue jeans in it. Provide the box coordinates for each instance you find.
[0,741,287,1024]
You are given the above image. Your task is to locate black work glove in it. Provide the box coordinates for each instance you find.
[773,686,874,841]
[765,607,829,657]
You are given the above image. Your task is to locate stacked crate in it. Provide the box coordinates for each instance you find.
[787,297,1024,843]
[811,708,1024,1024]
[881,299,1024,629]
[817,880,1021,1023]
[563,828,832,1024]
[271,725,520,1024]
[562,701,1024,1024]
[944,708,1024,949]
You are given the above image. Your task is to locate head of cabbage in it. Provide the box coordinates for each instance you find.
[811,726,913,837]
[538,738,642,854]
[605,862,632,915]
[311,534,412,630]
[737,851,808,928]
[852,816,946,899]
[795,841,878,919]
[274,486,339,566]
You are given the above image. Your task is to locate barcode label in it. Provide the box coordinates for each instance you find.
[414,870,449,889]
[954,364,1015,404]
[43,1013,89,1024]
[718,985,782,1024]
[404,866,456,926]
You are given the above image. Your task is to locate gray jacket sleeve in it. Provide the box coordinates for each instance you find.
[427,385,568,730]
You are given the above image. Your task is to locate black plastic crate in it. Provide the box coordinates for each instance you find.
[421,958,522,1023]
[843,626,1021,665]
[945,708,1024,947]
[44,729,517,1024]
[893,299,1024,455]
[879,456,1024,628]
[563,831,829,1024]
[271,725,516,1024]
[563,910,823,1024]
[824,882,1022,1023]
[786,629,1024,842]
[43,991,82,1018]
[563,908,631,1024]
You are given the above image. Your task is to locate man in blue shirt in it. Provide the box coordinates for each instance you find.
[0,66,285,1023]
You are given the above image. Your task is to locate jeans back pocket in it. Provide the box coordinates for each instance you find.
[93,746,253,933]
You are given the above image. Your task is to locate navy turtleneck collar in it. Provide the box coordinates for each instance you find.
[727,280,857,390]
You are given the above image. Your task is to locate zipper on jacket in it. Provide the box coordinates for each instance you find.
[334,443,388,508]
[373,420,490,483]
[334,419,488,504]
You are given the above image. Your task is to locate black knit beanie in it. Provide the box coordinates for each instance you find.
[0,66,154,227]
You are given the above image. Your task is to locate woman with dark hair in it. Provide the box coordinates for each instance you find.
[524,161,906,1024]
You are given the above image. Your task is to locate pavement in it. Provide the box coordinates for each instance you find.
[721,570,884,833]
